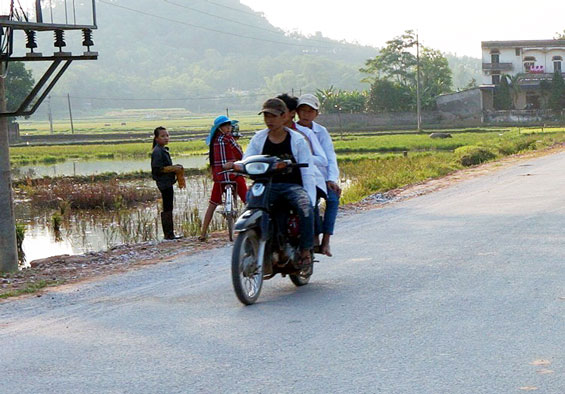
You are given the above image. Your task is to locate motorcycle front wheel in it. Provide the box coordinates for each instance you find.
[231,229,263,305]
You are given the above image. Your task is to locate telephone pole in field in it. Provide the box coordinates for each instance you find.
[0,70,18,272]
[416,33,422,133]
[0,0,98,271]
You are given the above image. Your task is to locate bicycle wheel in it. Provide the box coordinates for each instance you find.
[225,186,234,241]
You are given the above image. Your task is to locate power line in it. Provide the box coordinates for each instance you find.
[98,0,331,49]
[163,0,341,47]
[50,92,269,101]
[198,0,265,18]
[162,0,286,37]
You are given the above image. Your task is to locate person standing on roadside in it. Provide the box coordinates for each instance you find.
[151,126,184,240]
[296,94,341,257]
[199,115,247,241]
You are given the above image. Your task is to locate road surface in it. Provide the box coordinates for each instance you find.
[1,151,564,393]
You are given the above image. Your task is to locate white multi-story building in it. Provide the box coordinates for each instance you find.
[480,39,565,110]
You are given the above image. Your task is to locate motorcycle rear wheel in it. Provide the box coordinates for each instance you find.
[232,229,263,305]
[289,253,313,286]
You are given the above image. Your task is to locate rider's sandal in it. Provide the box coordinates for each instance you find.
[198,235,207,242]
[297,254,311,269]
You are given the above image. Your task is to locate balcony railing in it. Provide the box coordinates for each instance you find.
[482,62,513,71]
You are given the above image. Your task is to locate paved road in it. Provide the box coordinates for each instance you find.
[1,152,564,394]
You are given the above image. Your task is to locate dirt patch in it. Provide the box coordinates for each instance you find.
[2,144,564,301]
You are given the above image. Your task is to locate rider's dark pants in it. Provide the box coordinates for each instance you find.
[268,183,314,251]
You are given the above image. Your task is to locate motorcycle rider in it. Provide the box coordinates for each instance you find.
[238,98,316,267]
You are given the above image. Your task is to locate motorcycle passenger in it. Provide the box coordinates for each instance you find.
[244,98,316,267]
[297,94,341,257]
[276,93,328,253]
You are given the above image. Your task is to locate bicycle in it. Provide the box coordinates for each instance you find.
[218,180,239,241]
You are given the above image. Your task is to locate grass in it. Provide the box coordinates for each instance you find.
[339,129,565,204]
[9,139,210,166]
[0,280,62,299]
[25,179,159,210]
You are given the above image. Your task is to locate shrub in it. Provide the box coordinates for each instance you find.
[15,223,25,263]
[495,137,537,155]
[454,146,497,166]
[27,180,159,210]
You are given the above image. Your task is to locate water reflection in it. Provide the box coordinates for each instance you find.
[13,156,208,179]
[16,176,227,263]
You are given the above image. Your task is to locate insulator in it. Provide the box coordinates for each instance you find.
[25,30,38,52]
[82,29,94,50]
[54,30,66,50]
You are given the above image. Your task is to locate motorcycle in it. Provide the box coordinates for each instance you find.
[229,155,314,305]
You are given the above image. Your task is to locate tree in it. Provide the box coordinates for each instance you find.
[494,76,512,110]
[361,30,452,111]
[360,30,418,86]
[465,78,478,89]
[504,74,522,109]
[548,71,565,111]
[554,30,565,40]
[5,62,35,114]
[367,79,412,112]
[316,86,368,113]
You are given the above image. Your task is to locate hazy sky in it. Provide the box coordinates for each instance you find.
[241,0,564,57]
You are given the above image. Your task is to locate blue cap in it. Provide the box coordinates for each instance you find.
[206,115,239,145]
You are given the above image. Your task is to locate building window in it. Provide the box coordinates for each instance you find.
[490,49,500,64]
[515,48,521,56]
[524,56,536,72]
[553,56,563,72]
[492,73,501,85]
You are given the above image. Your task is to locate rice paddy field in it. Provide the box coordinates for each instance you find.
[17,110,264,136]
[9,121,565,263]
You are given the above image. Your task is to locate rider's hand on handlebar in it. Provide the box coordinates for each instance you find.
[223,162,234,170]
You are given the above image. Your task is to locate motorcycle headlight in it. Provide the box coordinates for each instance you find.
[245,162,270,175]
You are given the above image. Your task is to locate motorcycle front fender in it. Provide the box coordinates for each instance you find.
[235,209,270,241]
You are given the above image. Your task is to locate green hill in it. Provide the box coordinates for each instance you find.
[13,0,480,115]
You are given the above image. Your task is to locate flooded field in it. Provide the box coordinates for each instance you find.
[12,156,208,179]
[13,161,226,263]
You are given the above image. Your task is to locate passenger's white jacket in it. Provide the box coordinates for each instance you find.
[244,127,316,206]
[295,123,328,195]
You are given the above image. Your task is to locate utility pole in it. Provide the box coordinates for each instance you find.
[0,69,19,272]
[67,93,74,134]
[48,95,54,134]
[416,33,422,133]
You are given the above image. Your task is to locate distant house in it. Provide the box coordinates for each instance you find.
[480,39,565,110]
